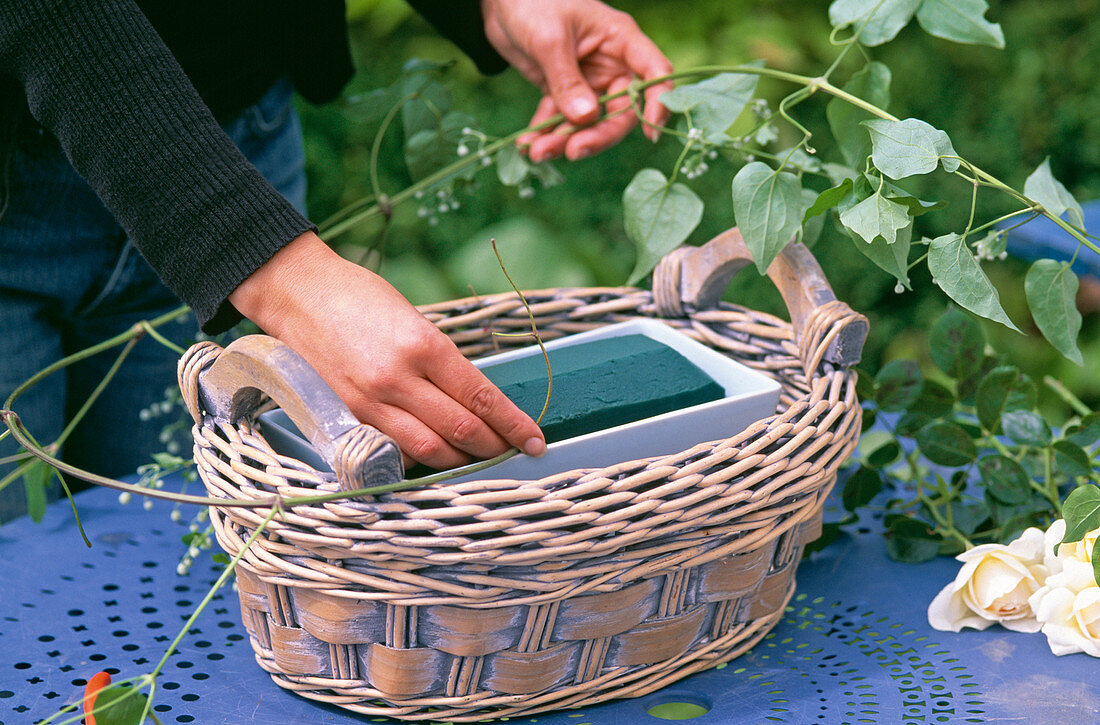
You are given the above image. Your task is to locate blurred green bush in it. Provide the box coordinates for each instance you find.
[298,0,1100,406]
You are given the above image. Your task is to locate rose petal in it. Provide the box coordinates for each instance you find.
[1005,527,1046,562]
[928,583,994,632]
[999,615,1042,634]
[968,557,1030,609]
[956,543,1010,562]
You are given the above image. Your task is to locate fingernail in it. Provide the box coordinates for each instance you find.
[571,146,593,161]
[523,437,547,458]
[568,97,597,120]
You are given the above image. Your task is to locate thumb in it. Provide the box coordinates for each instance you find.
[533,42,600,125]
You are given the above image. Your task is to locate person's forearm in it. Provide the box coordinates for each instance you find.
[228,231,336,337]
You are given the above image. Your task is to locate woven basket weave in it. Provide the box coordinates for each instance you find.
[178,229,868,721]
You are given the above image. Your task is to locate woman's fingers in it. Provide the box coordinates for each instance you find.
[562,76,637,159]
[429,353,547,459]
[359,401,473,471]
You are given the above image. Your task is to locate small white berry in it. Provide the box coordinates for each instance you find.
[894,282,905,294]
[118,492,132,505]
[143,499,153,511]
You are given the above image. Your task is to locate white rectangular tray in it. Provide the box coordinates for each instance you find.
[259,319,781,483]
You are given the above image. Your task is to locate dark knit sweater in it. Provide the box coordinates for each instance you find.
[0,0,505,333]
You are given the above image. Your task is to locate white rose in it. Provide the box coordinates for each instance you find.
[1028,558,1100,656]
[1043,518,1100,577]
[927,527,1047,633]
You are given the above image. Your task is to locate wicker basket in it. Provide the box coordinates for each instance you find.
[178,229,868,721]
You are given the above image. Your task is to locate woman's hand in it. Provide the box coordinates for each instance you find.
[481,0,673,162]
[229,231,547,470]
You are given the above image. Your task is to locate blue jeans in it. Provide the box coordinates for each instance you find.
[0,78,307,522]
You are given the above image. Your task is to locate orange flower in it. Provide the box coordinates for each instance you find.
[83,671,112,725]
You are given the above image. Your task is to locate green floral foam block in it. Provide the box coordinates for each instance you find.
[482,334,724,444]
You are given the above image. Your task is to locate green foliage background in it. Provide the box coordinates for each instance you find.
[298,0,1100,405]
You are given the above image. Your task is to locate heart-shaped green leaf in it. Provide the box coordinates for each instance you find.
[1025,259,1084,365]
[660,65,762,136]
[839,189,912,246]
[927,234,1019,331]
[915,0,1005,49]
[863,118,960,179]
[829,0,920,46]
[732,162,804,273]
[1024,157,1084,228]
[623,169,704,285]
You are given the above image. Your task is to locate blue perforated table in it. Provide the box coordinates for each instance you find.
[3,482,1098,724]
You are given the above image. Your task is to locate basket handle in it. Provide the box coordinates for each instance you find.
[178,335,404,493]
[652,228,868,369]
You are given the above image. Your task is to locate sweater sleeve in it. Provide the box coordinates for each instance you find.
[0,0,315,333]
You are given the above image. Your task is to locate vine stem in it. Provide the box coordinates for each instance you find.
[490,239,552,426]
[3,305,189,414]
[318,64,825,240]
[369,91,419,205]
[139,507,281,723]
[55,337,139,449]
[919,486,973,550]
[322,63,1100,261]
[1045,375,1093,417]
[1044,447,1063,516]
[0,408,534,508]
[966,208,1039,239]
[42,507,282,725]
